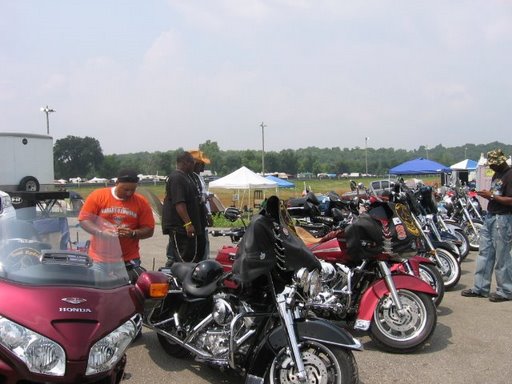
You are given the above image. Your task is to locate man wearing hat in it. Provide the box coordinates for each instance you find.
[462,149,512,302]
[78,169,155,269]
[162,151,204,265]
[189,149,213,260]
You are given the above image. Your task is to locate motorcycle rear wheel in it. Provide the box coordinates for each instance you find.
[434,248,461,289]
[267,340,358,384]
[370,289,437,354]
[418,264,445,307]
[157,333,191,358]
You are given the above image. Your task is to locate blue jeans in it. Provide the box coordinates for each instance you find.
[473,214,512,298]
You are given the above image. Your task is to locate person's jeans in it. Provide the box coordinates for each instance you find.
[473,214,512,297]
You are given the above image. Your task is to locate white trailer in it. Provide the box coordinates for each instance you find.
[0,132,55,192]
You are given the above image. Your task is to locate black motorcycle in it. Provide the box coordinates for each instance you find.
[144,196,362,384]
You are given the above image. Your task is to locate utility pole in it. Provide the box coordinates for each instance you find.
[260,122,266,176]
[40,105,56,135]
[365,137,369,175]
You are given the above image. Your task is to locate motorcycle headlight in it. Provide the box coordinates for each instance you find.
[0,316,66,376]
[307,269,322,298]
[86,316,136,375]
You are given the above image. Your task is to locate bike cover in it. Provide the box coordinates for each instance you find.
[233,196,320,284]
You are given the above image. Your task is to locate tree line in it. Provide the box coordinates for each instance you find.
[53,136,510,180]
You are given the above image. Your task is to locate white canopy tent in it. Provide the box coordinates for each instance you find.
[449,159,478,186]
[208,166,277,209]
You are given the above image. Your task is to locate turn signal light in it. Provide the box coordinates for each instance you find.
[149,283,169,298]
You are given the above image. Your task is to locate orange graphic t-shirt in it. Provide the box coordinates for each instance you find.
[78,187,155,262]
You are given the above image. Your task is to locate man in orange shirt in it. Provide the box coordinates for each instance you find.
[79,169,155,268]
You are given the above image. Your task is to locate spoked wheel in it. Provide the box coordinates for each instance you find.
[434,248,461,289]
[370,289,437,354]
[268,341,358,384]
[464,221,483,251]
[453,229,470,260]
[418,263,445,307]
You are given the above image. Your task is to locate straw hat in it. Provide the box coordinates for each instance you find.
[188,150,211,164]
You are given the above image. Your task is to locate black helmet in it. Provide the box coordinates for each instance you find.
[191,260,223,286]
[224,207,241,222]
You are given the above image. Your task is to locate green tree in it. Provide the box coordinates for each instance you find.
[54,136,104,179]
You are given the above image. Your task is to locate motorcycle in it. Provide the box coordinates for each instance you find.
[215,200,438,353]
[0,210,169,383]
[389,181,462,289]
[145,196,362,383]
[286,191,358,238]
[441,186,483,251]
[411,185,470,261]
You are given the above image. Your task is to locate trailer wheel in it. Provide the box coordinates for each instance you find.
[18,176,40,192]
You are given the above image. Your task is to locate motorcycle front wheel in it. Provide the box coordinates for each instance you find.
[464,221,483,251]
[453,228,470,260]
[268,340,358,384]
[370,289,437,354]
[418,264,445,307]
[434,248,461,289]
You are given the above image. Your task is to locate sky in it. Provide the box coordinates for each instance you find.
[1,1,511,155]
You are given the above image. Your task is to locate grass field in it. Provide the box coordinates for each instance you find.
[70,175,440,208]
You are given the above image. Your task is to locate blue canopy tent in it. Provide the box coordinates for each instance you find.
[265,175,295,188]
[389,158,451,175]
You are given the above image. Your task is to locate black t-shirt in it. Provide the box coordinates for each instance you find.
[487,166,512,215]
[161,170,203,234]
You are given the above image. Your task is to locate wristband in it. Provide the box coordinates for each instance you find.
[183,221,192,228]
[131,230,136,238]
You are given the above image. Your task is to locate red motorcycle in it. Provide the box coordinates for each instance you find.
[0,211,168,383]
[214,201,438,353]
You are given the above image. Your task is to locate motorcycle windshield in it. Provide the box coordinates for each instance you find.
[0,210,129,289]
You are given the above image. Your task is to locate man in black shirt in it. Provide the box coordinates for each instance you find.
[462,149,512,302]
[162,152,205,266]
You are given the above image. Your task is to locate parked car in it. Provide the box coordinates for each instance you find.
[368,179,395,197]
[0,190,16,221]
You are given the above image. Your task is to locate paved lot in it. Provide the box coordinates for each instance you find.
[66,223,512,384]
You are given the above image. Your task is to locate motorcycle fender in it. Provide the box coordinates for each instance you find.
[432,240,460,258]
[245,318,362,380]
[407,255,435,272]
[356,275,437,324]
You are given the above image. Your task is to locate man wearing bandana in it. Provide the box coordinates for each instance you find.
[78,169,155,265]
[462,149,512,302]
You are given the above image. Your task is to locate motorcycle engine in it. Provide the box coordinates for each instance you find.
[194,294,255,358]
[309,263,350,319]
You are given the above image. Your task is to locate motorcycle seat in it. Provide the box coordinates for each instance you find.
[296,226,322,246]
[171,262,221,298]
